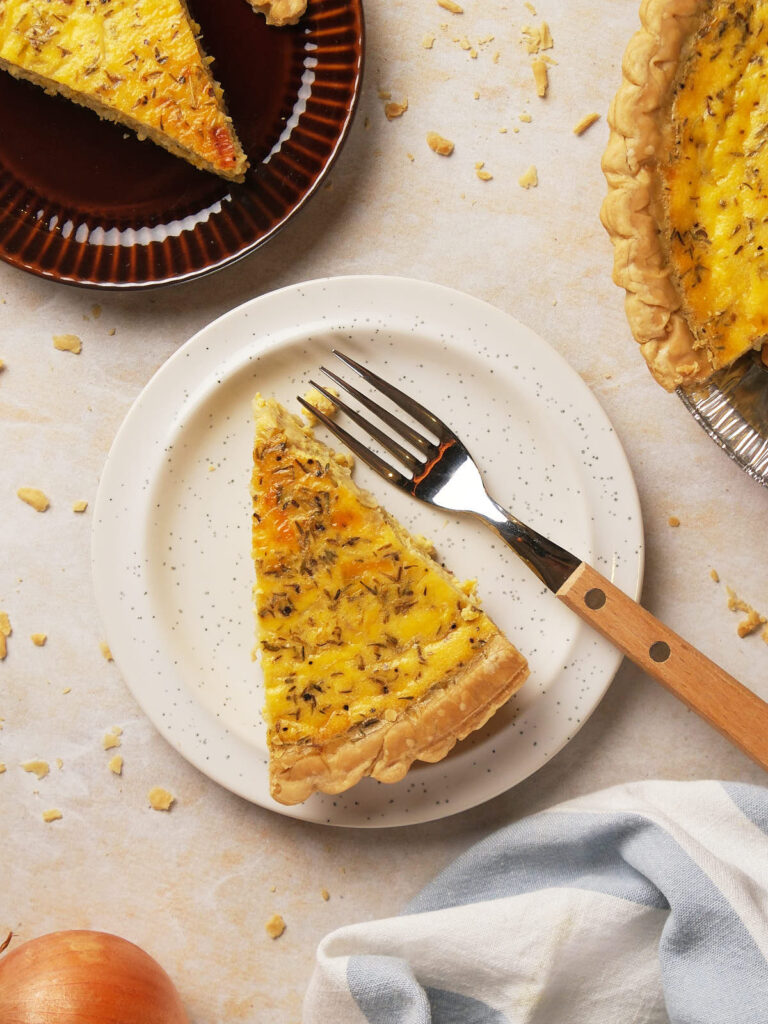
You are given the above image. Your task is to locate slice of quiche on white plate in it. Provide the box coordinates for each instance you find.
[250,395,529,806]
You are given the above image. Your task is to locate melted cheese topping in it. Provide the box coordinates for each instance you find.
[666,1,768,367]
[0,0,245,177]
[252,421,497,746]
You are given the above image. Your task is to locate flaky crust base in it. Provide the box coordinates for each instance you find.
[269,633,529,805]
[601,0,713,391]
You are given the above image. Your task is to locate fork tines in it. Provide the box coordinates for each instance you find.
[297,350,452,484]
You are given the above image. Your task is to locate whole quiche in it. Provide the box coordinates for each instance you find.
[602,0,768,390]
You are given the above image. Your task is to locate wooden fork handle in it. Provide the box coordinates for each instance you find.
[557,562,768,772]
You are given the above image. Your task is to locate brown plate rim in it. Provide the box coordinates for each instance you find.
[0,0,365,291]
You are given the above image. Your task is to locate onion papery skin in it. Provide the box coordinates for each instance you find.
[0,930,189,1024]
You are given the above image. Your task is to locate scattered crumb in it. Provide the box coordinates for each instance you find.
[531,59,549,97]
[499,127,507,133]
[384,97,408,120]
[148,786,175,811]
[17,487,50,512]
[475,166,493,181]
[72,500,88,513]
[524,1,537,13]
[302,386,338,424]
[518,165,538,188]
[30,633,47,646]
[99,641,113,662]
[265,914,286,939]
[422,32,435,48]
[493,50,500,63]
[668,516,680,527]
[406,152,415,161]
[573,112,600,136]
[62,687,71,694]
[91,304,102,319]
[102,726,122,750]
[377,89,391,100]
[726,586,767,638]
[437,0,463,11]
[0,764,5,773]
[42,809,62,823]
[426,131,454,156]
[52,334,82,355]
[321,888,330,901]
[22,760,50,779]
[55,758,63,770]
[521,22,553,54]
[108,754,123,776]
[108,328,116,337]
[519,112,532,123]
[710,569,720,583]
[0,612,11,660]
[0,359,5,373]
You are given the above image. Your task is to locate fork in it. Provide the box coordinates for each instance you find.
[298,350,768,773]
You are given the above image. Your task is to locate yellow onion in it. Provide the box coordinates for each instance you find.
[0,930,189,1024]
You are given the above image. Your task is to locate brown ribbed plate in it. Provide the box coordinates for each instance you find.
[0,0,363,289]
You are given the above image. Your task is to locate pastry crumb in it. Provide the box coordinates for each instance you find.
[22,760,50,779]
[573,112,600,136]
[72,500,88,513]
[422,32,436,48]
[437,0,463,11]
[668,516,680,527]
[99,641,113,662]
[519,112,532,123]
[521,22,553,54]
[384,97,408,120]
[108,754,123,776]
[302,386,338,424]
[476,166,493,181]
[17,487,50,512]
[426,131,454,156]
[0,763,6,773]
[518,165,538,188]
[531,58,549,97]
[320,888,330,901]
[42,809,62,823]
[30,633,47,646]
[53,334,82,354]
[265,914,286,939]
[710,568,720,583]
[0,612,11,660]
[148,786,175,811]
[0,359,5,373]
[726,586,767,638]
[102,726,122,750]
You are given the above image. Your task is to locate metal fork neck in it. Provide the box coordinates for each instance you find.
[475,499,580,593]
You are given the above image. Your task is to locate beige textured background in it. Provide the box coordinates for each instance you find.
[2,1,767,1021]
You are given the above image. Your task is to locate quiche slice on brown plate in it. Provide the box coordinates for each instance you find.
[602,0,768,390]
[0,0,247,181]
[250,396,529,806]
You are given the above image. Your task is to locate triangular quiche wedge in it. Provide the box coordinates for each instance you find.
[602,0,768,390]
[0,0,247,181]
[250,395,529,806]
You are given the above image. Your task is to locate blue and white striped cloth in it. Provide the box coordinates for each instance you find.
[304,781,768,1023]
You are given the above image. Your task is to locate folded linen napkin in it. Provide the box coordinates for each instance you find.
[304,781,768,1024]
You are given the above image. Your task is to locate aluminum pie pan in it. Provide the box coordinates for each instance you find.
[678,351,768,487]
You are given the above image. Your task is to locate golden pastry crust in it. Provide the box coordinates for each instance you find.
[251,397,528,806]
[601,0,712,390]
[271,634,527,805]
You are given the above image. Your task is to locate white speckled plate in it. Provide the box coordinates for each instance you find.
[92,276,643,827]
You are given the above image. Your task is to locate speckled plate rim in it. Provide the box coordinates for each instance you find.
[91,275,644,827]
